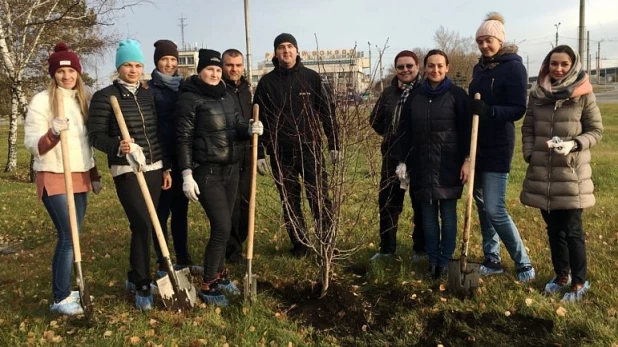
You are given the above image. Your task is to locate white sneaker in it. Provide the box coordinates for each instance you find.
[50,296,84,316]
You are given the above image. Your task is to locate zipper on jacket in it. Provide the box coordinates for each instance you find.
[133,93,154,164]
[546,104,558,212]
[428,98,433,203]
[490,78,495,97]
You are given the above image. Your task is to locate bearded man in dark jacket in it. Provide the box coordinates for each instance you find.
[254,33,340,257]
[221,48,254,263]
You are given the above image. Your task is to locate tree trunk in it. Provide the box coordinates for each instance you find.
[4,80,27,172]
[319,258,330,299]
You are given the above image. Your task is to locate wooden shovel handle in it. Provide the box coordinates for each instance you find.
[110,96,170,259]
[462,93,481,251]
[56,89,81,262]
[246,104,259,261]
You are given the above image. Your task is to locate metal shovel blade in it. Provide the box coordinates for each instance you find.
[156,267,197,311]
[448,258,481,299]
[74,264,93,322]
[243,273,257,302]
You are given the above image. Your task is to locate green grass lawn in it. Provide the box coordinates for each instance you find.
[0,104,617,346]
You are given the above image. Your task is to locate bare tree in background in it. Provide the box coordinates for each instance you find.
[0,0,148,173]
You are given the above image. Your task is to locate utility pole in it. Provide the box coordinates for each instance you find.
[554,22,561,47]
[586,31,591,75]
[597,41,602,84]
[243,0,253,90]
[578,0,585,66]
[178,14,187,49]
[367,41,371,77]
[526,55,530,83]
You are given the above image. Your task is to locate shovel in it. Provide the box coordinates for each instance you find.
[448,92,482,299]
[56,89,93,322]
[110,96,196,311]
[244,104,259,301]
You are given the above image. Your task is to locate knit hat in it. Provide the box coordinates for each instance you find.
[115,39,145,69]
[394,50,419,66]
[273,33,298,50]
[153,39,179,65]
[48,43,81,77]
[197,49,222,73]
[476,12,506,42]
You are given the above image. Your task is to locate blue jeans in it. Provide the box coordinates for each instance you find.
[42,189,88,303]
[473,172,531,269]
[421,199,457,267]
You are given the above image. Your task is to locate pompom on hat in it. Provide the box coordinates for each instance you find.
[48,43,81,77]
[476,12,506,42]
[115,39,145,69]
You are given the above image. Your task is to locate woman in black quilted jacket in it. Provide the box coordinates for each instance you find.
[175,49,263,307]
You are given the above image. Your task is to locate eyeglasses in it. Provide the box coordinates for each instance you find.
[396,64,415,71]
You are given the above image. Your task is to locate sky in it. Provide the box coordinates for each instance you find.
[93,0,618,85]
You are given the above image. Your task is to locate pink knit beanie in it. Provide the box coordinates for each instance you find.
[476,12,506,42]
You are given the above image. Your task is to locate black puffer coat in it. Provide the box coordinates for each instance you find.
[395,80,471,201]
[88,81,167,168]
[176,75,250,170]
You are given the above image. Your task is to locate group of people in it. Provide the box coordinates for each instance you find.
[24,11,602,316]
[370,12,602,303]
[25,31,340,314]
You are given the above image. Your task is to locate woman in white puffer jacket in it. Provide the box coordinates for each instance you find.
[24,42,100,316]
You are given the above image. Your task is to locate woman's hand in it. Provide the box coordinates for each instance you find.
[460,160,471,184]
[162,170,172,190]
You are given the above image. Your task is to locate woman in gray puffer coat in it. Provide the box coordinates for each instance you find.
[521,45,602,303]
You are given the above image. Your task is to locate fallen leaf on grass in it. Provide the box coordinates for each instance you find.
[190,339,208,347]
[215,307,221,315]
[249,326,256,332]
[242,307,249,315]
[525,298,534,306]
[103,330,113,338]
[439,284,446,292]
[504,311,511,317]
[149,319,158,327]
[440,297,447,302]
[128,336,141,345]
[556,307,567,317]
[145,329,155,337]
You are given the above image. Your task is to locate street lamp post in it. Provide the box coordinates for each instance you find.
[554,22,561,47]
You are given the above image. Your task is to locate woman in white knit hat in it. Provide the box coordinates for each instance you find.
[468,12,536,283]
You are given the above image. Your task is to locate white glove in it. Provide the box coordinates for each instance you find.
[182,170,200,202]
[257,159,269,176]
[249,120,264,136]
[395,162,408,181]
[330,150,342,164]
[51,118,69,135]
[126,143,146,172]
[91,181,102,195]
[553,140,576,156]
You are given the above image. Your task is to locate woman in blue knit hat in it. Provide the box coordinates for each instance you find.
[87,39,172,312]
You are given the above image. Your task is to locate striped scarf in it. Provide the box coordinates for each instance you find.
[392,82,414,128]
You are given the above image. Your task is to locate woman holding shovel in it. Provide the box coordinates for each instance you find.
[521,45,602,302]
[24,43,101,316]
[176,49,263,307]
[468,12,536,282]
[88,39,172,312]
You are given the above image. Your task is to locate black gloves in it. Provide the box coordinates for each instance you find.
[471,99,494,118]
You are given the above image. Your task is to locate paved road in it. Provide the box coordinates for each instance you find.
[595,88,618,104]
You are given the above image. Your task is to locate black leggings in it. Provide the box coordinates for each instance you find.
[541,209,586,285]
[195,164,239,282]
[114,169,162,289]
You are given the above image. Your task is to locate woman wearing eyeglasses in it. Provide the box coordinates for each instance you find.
[468,12,536,282]
[394,50,471,278]
[369,50,425,261]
